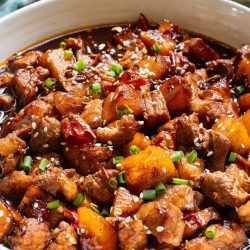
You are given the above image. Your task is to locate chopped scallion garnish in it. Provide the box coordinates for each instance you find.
[228,152,237,162]
[72,193,85,206]
[187,149,198,163]
[237,85,245,94]
[73,59,86,71]
[90,203,99,214]
[39,158,49,172]
[117,171,127,184]
[44,78,55,89]
[106,71,116,78]
[60,41,67,49]
[205,225,216,239]
[171,151,184,162]
[152,42,161,53]
[64,50,73,60]
[171,178,189,185]
[47,200,60,209]
[155,182,166,195]
[143,189,156,200]
[108,177,118,190]
[129,145,140,155]
[113,156,124,164]
[22,156,32,172]
[116,104,134,119]
[89,82,101,94]
[101,206,110,217]
[110,63,123,74]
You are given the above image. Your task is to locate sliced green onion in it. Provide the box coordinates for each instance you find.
[73,59,86,71]
[22,156,32,172]
[171,178,189,185]
[129,145,140,155]
[237,85,245,94]
[162,141,167,147]
[228,152,237,162]
[152,42,161,53]
[60,41,67,49]
[155,182,166,195]
[116,104,134,119]
[143,189,156,200]
[90,203,99,214]
[39,158,49,172]
[109,177,118,190]
[47,200,60,209]
[187,149,198,163]
[72,193,85,206]
[205,226,216,239]
[101,206,110,217]
[64,50,73,60]
[171,151,184,162]
[110,64,123,74]
[106,71,116,78]
[89,82,101,94]
[44,78,55,89]
[117,171,127,184]
[113,156,124,164]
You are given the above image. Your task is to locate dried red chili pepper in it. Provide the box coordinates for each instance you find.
[61,114,96,146]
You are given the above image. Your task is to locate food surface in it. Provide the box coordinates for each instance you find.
[0,14,249,249]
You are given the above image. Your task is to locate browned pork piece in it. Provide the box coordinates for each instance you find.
[12,51,42,69]
[0,94,14,110]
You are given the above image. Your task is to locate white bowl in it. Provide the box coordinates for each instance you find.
[0,0,249,249]
[0,0,250,62]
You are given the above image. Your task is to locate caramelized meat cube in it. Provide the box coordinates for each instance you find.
[184,207,221,238]
[156,185,195,211]
[13,66,49,104]
[239,93,250,112]
[118,219,147,250]
[53,91,84,115]
[103,84,145,124]
[30,116,61,153]
[0,132,26,177]
[48,221,78,250]
[111,187,143,217]
[160,76,192,114]
[78,206,118,250]
[39,48,75,82]
[95,115,141,146]
[81,99,103,129]
[63,144,112,175]
[137,202,185,247]
[9,218,50,250]
[81,169,118,203]
[143,90,170,127]
[12,51,42,69]
[0,94,14,110]
[202,171,250,207]
[119,146,176,194]
[180,222,247,250]
[206,59,234,78]
[183,38,219,63]
[0,200,14,240]
[140,30,176,55]
[238,200,250,227]
[0,72,14,87]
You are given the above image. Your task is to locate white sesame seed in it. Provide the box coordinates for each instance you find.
[132,195,139,203]
[139,192,143,199]
[114,209,122,217]
[69,237,77,245]
[93,117,98,122]
[44,127,48,132]
[61,142,67,145]
[199,123,203,128]
[51,157,55,162]
[31,122,36,129]
[207,151,214,157]
[116,163,122,167]
[162,167,167,173]
[241,144,245,148]
[194,137,199,143]
[107,145,113,151]
[94,143,102,147]
[6,217,10,223]
[36,156,42,160]
[43,144,49,148]
[0,210,3,217]
[34,132,39,138]
[221,127,225,131]
[215,118,218,123]
[218,123,223,128]
[156,226,164,232]
[138,121,144,125]
[65,147,69,152]
[146,230,152,234]
[131,54,138,59]
[33,202,38,209]
[107,141,113,145]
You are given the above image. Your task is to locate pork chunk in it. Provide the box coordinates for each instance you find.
[238,200,250,227]
[202,171,250,207]
[0,94,14,110]
[12,51,42,69]
[81,99,103,129]
[13,67,49,104]
[143,90,170,127]
[206,59,234,78]
[9,218,50,250]
[48,221,78,250]
[30,116,61,153]
[0,72,14,87]
[81,169,118,203]
[95,115,141,146]
[118,219,147,250]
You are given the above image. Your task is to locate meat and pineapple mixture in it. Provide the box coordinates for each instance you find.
[0,14,250,249]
